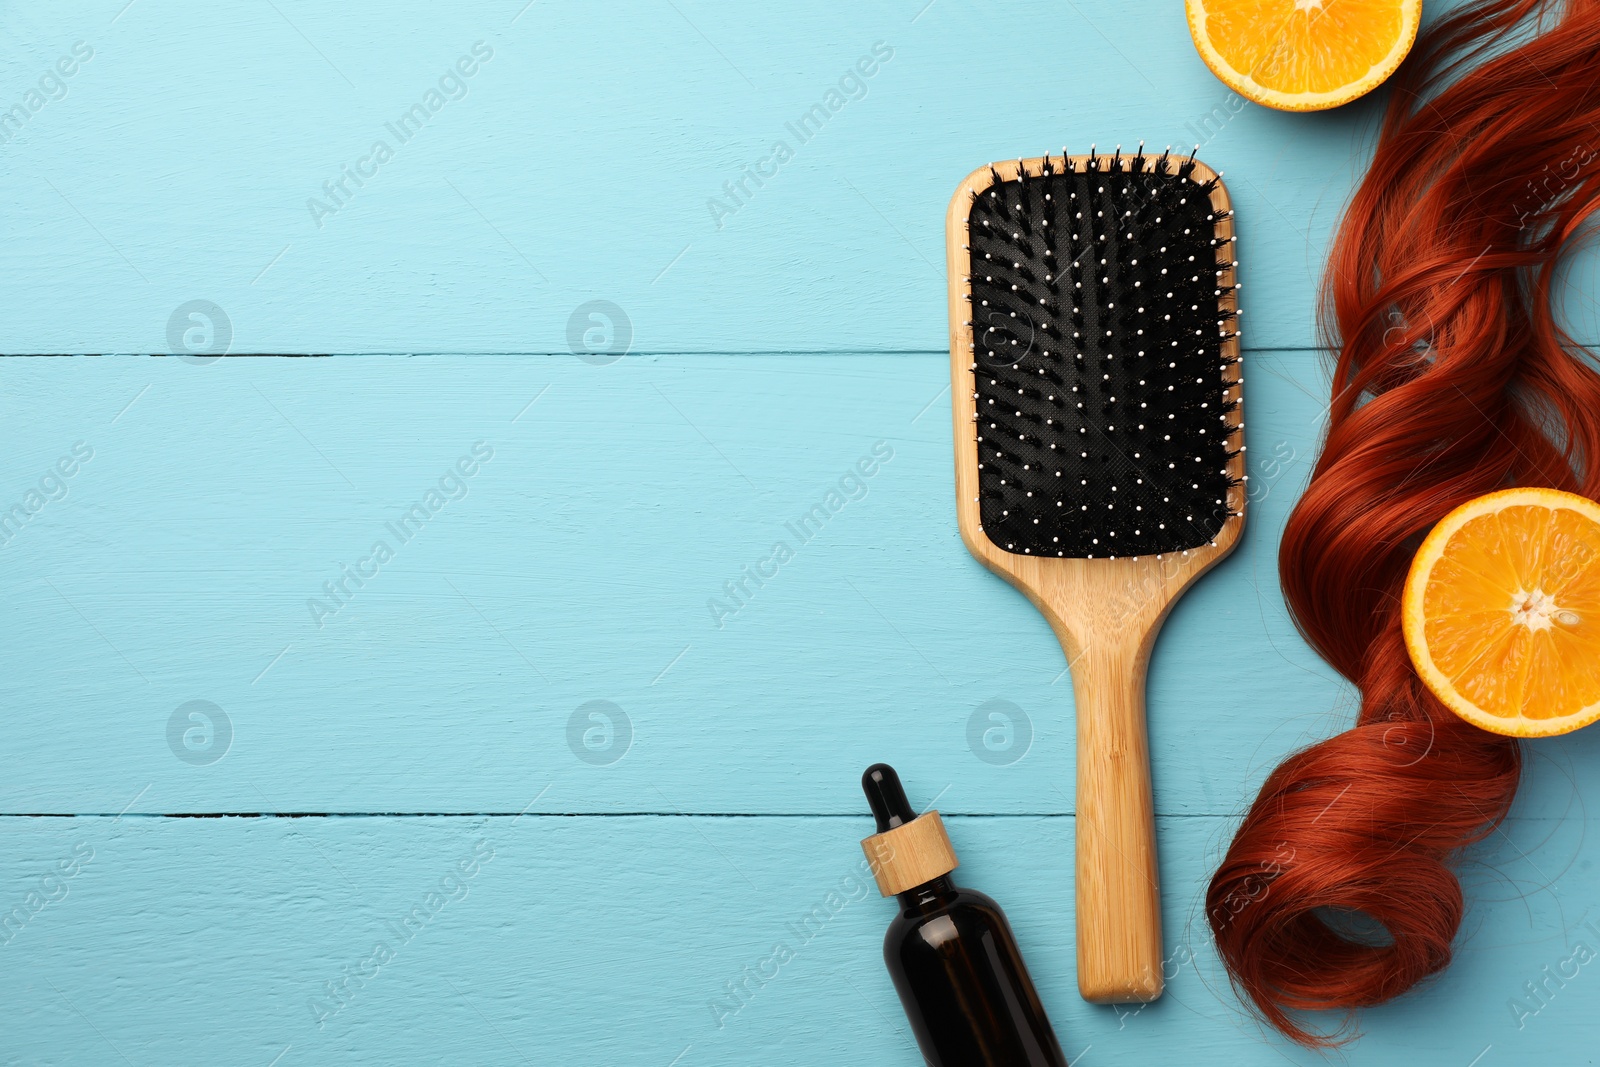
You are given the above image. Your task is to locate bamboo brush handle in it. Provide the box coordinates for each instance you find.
[1070,636,1163,1003]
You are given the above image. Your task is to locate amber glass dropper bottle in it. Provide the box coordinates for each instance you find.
[860,763,1069,1067]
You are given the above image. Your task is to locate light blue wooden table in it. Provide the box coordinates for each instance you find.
[6,2,1600,1064]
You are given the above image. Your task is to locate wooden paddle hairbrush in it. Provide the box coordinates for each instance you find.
[945,146,1244,1003]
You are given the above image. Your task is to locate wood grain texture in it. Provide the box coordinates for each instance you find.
[862,811,958,895]
[8,353,1600,821]
[0,813,1593,1067]
[947,154,1244,1002]
[6,0,1597,354]
[5,351,1299,816]
[9,2,1600,1061]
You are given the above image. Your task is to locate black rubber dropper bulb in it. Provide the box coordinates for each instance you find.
[859,763,1069,1067]
[863,763,917,832]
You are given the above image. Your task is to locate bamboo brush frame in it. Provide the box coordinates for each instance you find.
[946,152,1245,1003]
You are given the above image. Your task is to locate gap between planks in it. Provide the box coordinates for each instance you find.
[0,811,1578,820]
[0,348,1333,358]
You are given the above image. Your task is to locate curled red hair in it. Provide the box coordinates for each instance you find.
[1207,0,1600,1044]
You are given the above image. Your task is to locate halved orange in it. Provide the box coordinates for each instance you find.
[1403,488,1600,738]
[1186,0,1422,112]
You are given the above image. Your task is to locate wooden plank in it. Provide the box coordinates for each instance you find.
[11,0,1591,354]
[3,351,1594,820]
[0,813,1587,1065]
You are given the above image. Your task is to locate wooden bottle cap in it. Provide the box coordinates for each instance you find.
[860,811,959,896]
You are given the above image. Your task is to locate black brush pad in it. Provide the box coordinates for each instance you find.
[967,162,1238,558]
